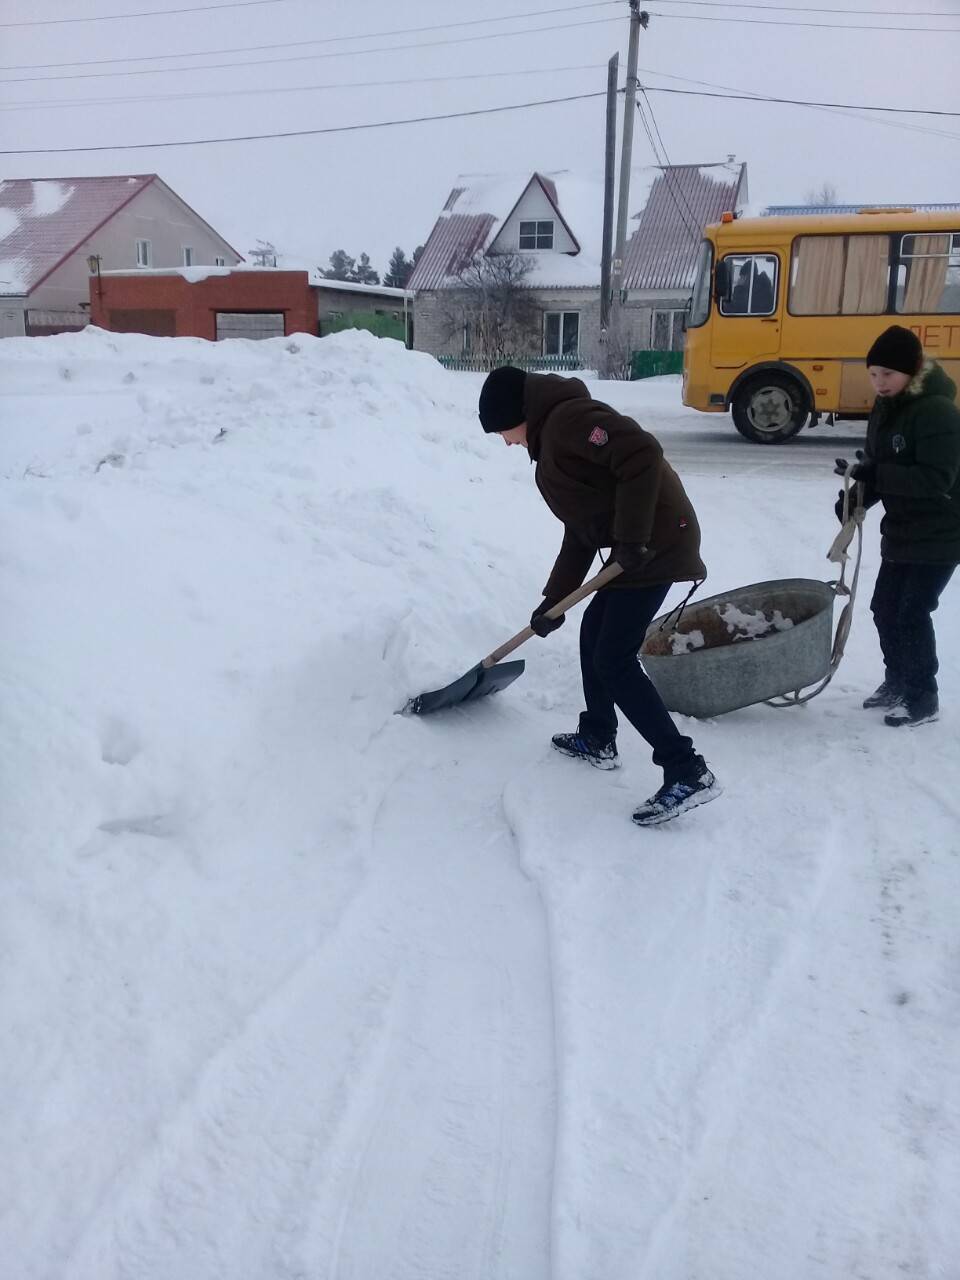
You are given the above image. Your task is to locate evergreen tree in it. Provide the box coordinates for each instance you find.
[323,249,356,281]
[384,247,410,289]
[353,253,380,286]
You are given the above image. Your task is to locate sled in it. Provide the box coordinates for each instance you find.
[639,476,866,717]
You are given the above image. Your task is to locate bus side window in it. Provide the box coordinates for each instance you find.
[720,254,778,317]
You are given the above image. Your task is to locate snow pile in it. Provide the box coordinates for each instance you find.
[719,601,795,638]
[2,328,959,1280]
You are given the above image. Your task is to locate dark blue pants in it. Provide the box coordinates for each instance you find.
[578,585,699,784]
[870,561,956,696]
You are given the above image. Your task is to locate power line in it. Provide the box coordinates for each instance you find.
[0,2,621,71]
[640,84,960,119]
[648,10,960,33]
[653,0,960,15]
[634,92,702,242]
[0,15,623,85]
[0,0,285,27]
[0,64,609,113]
[0,89,613,155]
[635,68,960,142]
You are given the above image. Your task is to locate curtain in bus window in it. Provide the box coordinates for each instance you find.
[790,236,843,314]
[841,235,889,314]
[903,235,950,313]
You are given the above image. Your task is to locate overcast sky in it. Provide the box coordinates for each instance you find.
[1,0,958,276]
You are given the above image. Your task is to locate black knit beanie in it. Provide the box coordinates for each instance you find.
[866,325,923,377]
[478,365,527,433]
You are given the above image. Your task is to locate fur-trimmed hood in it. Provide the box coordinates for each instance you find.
[903,357,957,403]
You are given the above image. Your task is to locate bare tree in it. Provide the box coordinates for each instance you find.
[804,181,839,207]
[248,239,278,267]
[437,251,541,363]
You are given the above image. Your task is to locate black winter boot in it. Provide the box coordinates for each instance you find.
[863,679,903,710]
[884,691,939,727]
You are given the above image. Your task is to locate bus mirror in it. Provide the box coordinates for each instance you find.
[714,258,731,304]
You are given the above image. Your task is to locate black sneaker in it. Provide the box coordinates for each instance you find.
[863,680,903,710]
[884,692,939,728]
[551,731,620,771]
[632,766,721,827]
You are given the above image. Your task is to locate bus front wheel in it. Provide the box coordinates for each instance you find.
[731,373,810,444]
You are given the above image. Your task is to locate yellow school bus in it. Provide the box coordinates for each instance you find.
[682,210,960,443]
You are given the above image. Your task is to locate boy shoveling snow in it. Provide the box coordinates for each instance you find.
[478,366,722,827]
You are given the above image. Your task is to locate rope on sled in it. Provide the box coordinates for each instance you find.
[764,465,865,708]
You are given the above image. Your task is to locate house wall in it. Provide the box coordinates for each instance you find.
[413,287,690,367]
[316,284,410,343]
[28,181,241,318]
[1,301,26,337]
[91,270,317,340]
[490,183,578,256]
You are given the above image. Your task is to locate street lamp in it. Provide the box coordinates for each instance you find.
[86,253,102,298]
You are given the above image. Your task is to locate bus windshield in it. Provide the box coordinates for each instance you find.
[689,240,713,328]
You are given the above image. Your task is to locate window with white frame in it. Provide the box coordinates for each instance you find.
[135,239,152,268]
[181,246,194,266]
[721,253,778,316]
[214,255,226,267]
[519,220,554,251]
[544,310,579,356]
[650,309,686,351]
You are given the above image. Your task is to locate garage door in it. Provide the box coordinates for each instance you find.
[215,312,285,340]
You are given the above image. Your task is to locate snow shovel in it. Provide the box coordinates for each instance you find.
[405,560,624,715]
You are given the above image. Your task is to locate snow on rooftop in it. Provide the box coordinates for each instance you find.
[29,181,74,219]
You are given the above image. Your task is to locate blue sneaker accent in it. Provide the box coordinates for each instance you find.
[632,768,721,826]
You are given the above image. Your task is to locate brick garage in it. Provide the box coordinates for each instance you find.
[90,268,317,340]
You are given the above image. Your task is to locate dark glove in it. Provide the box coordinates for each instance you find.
[833,450,874,483]
[612,541,655,573]
[530,598,565,637]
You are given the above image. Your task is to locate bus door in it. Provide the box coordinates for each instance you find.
[711,251,782,368]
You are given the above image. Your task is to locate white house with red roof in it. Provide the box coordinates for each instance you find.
[0,174,241,337]
[408,162,747,370]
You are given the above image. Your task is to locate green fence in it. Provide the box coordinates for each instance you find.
[320,311,407,342]
[630,350,684,380]
[437,354,584,374]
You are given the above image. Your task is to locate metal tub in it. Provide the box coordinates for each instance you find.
[640,578,836,717]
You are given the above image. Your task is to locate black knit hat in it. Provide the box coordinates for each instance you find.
[478,366,527,433]
[866,325,923,377]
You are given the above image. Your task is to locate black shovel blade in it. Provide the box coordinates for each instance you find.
[404,659,525,716]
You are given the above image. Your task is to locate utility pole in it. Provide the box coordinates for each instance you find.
[609,2,649,368]
[599,52,619,354]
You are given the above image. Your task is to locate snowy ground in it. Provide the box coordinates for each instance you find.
[2,329,958,1280]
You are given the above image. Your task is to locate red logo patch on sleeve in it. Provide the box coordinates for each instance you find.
[588,426,608,447]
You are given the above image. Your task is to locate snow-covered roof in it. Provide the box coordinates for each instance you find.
[100,263,413,299]
[763,202,960,217]
[408,163,746,294]
[0,175,241,297]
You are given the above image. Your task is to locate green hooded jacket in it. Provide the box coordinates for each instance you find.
[862,359,960,565]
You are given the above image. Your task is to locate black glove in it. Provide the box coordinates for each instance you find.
[833,450,874,483]
[612,541,654,573]
[530,598,565,637]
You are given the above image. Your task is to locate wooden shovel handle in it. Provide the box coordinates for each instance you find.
[482,561,624,668]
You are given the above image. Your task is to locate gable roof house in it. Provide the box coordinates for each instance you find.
[408,162,747,371]
[0,174,242,338]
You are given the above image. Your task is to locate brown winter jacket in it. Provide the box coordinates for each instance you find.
[524,374,707,599]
